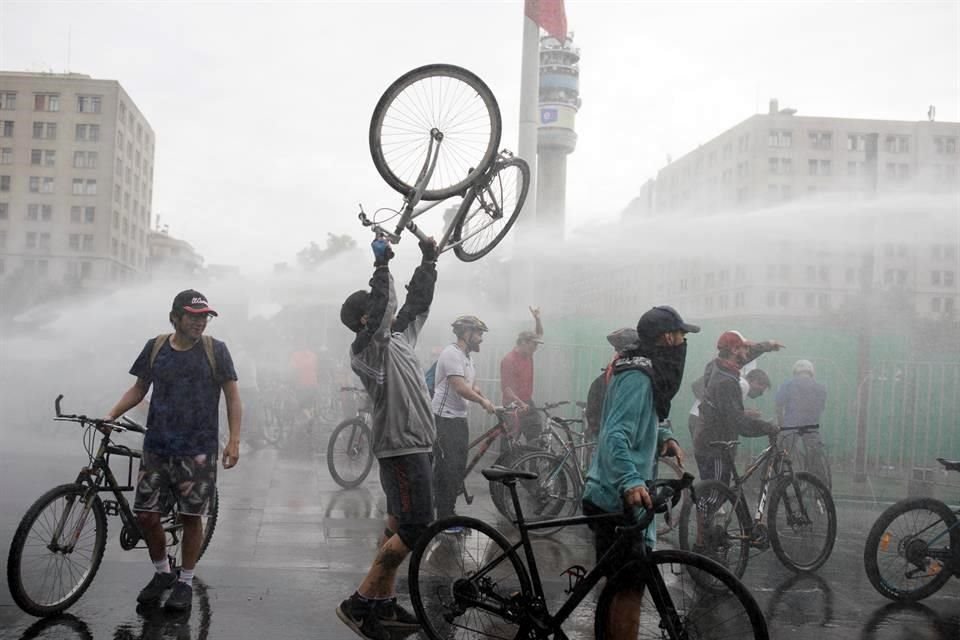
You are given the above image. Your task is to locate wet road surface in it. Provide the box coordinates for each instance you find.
[1,432,958,639]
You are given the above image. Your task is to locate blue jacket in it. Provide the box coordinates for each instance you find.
[583,368,675,514]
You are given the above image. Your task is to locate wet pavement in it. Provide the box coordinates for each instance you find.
[1,432,958,639]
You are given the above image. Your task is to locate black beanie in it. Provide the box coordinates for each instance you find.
[340,290,369,332]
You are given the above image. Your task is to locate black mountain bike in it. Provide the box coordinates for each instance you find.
[863,457,960,601]
[678,426,837,581]
[409,470,769,639]
[6,396,218,617]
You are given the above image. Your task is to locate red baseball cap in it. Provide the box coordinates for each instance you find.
[716,330,753,351]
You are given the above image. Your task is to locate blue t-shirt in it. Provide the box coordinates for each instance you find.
[775,376,827,428]
[130,336,238,456]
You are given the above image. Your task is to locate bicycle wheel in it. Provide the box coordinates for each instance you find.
[767,471,836,572]
[502,451,581,536]
[7,484,107,616]
[594,550,769,639]
[327,418,375,489]
[677,480,751,581]
[451,157,530,262]
[370,64,502,201]
[165,486,219,570]
[488,444,539,518]
[656,456,685,538]
[863,497,957,601]
[409,516,532,640]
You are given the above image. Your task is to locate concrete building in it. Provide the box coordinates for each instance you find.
[536,34,580,235]
[0,71,154,286]
[148,229,203,276]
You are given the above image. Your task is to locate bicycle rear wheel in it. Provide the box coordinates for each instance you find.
[863,497,957,601]
[767,471,836,572]
[370,64,502,201]
[327,417,375,489]
[409,516,532,640]
[595,550,769,639]
[7,484,107,616]
[503,451,581,536]
[451,157,529,262]
[677,480,752,582]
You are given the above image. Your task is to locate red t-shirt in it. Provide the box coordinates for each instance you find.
[500,348,534,403]
[290,350,319,387]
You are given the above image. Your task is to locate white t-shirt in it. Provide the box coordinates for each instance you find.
[432,343,475,418]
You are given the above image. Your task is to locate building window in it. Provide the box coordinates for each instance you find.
[73,151,98,169]
[32,122,56,139]
[808,159,831,176]
[0,147,11,164]
[933,136,957,154]
[768,157,793,174]
[847,160,867,176]
[0,175,9,191]
[82,234,94,251]
[0,121,12,137]
[809,131,832,149]
[29,176,54,193]
[26,231,36,249]
[946,271,956,287]
[766,291,776,307]
[0,92,15,110]
[68,233,80,250]
[30,149,56,166]
[768,130,793,148]
[778,291,789,307]
[75,124,101,142]
[81,261,92,278]
[113,185,121,203]
[76,95,102,113]
[884,135,910,153]
[847,134,867,151]
[27,203,53,221]
[805,292,815,308]
[33,93,59,112]
[111,238,118,256]
[0,202,7,219]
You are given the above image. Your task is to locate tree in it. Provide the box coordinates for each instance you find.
[295,233,357,270]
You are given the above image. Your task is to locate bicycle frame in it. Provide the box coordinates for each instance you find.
[721,440,792,529]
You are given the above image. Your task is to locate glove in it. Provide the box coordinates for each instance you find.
[419,238,438,263]
[372,237,394,266]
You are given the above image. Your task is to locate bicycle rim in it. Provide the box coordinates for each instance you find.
[409,516,531,640]
[768,472,836,572]
[370,64,502,201]
[327,418,375,489]
[452,157,529,262]
[595,551,769,639]
[7,484,107,616]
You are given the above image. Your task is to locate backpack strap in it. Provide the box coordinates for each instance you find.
[149,334,172,369]
[201,335,218,381]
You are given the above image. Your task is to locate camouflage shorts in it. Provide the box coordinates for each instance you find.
[134,451,218,517]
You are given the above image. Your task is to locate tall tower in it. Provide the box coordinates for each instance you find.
[536,34,581,237]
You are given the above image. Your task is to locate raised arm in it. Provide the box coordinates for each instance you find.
[394,239,438,346]
[530,306,543,339]
[351,240,397,355]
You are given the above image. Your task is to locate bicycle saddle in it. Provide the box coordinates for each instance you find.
[936,457,960,472]
[708,441,741,452]
[482,465,538,483]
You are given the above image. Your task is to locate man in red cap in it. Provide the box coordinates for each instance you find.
[106,289,241,612]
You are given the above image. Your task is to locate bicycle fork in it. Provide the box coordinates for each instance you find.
[51,487,96,553]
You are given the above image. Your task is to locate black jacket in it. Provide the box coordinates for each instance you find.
[695,359,775,456]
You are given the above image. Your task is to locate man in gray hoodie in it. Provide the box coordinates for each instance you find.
[336,236,437,640]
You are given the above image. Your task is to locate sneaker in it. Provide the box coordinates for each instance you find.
[337,597,390,640]
[136,571,177,604]
[163,581,193,612]
[377,598,420,630]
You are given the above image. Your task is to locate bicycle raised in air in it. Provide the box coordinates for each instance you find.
[677,425,837,581]
[409,470,769,639]
[326,386,376,489]
[6,396,218,617]
[863,457,960,602]
[361,64,530,261]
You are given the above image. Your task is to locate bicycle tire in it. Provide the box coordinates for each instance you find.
[656,456,685,538]
[488,444,539,517]
[594,549,769,639]
[677,480,752,581]
[767,471,836,572]
[863,497,957,602]
[370,64,502,201]
[409,515,532,640]
[502,451,581,536]
[327,417,375,489]
[7,484,107,617]
[451,156,530,262]
[166,485,219,570]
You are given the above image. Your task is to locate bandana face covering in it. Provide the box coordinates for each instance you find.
[617,340,689,421]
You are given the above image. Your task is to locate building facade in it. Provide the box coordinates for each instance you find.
[0,71,154,285]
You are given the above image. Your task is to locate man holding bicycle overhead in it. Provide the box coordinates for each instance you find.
[582,305,696,638]
[432,315,496,521]
[337,236,438,640]
[499,306,544,443]
[105,289,241,613]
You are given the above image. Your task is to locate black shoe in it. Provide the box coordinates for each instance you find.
[163,581,193,612]
[376,598,420,630]
[137,572,177,605]
[336,597,390,640]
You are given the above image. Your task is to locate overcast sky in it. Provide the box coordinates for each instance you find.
[1,0,957,269]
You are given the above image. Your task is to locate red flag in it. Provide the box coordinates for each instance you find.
[525,0,567,41]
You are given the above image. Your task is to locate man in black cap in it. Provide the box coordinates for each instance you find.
[106,289,241,612]
[582,305,698,639]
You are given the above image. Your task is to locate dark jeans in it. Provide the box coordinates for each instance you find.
[434,415,469,518]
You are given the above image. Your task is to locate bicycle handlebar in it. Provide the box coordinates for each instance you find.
[616,472,695,535]
[54,394,146,435]
[540,400,570,412]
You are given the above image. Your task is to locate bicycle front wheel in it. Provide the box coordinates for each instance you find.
[409,516,532,640]
[595,550,769,639]
[768,471,836,572]
[677,480,751,581]
[327,418,375,489]
[370,64,502,201]
[7,484,107,616]
[452,157,529,262]
[863,497,957,601]
[504,451,581,536]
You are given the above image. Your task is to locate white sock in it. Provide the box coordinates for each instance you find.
[153,557,171,574]
[179,568,194,585]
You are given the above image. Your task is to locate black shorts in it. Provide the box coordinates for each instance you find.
[379,452,434,526]
[134,451,217,517]
[582,500,633,566]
